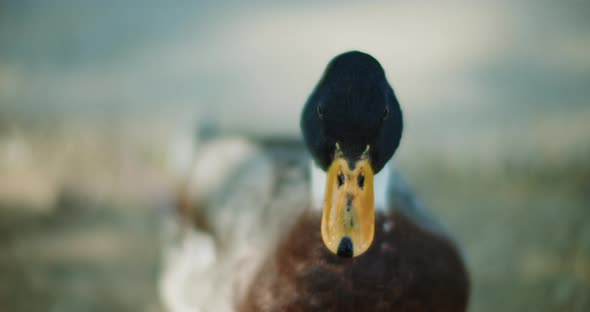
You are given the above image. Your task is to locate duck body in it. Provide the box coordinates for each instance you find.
[160,51,469,311]
[241,199,469,312]
[241,51,469,310]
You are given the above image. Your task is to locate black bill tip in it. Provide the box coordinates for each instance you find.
[337,236,354,258]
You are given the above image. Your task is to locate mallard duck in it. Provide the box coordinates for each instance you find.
[160,51,469,312]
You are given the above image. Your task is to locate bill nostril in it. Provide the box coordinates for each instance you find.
[337,172,345,188]
[337,236,353,258]
[358,174,365,189]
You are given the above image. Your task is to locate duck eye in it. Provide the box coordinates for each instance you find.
[382,105,390,120]
[337,172,345,188]
[317,105,324,120]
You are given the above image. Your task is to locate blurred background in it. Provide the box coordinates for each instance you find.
[1,1,589,311]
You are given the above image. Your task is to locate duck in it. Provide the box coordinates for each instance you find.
[159,51,469,312]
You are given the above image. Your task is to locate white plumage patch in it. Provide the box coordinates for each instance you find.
[160,137,307,312]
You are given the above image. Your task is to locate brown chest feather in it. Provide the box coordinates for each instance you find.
[241,210,469,312]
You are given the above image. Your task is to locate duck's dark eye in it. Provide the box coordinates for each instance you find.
[382,105,390,120]
[317,105,324,120]
[358,174,365,189]
[337,172,345,188]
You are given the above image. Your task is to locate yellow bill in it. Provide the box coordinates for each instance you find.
[321,145,375,257]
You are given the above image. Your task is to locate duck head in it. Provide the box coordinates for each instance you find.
[301,51,403,257]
